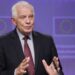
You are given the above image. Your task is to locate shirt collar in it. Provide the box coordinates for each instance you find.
[16,29,32,40]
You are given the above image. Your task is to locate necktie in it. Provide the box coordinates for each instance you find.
[24,36,35,75]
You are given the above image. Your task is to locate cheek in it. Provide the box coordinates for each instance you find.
[17,21,23,26]
[31,20,34,24]
[16,21,23,28]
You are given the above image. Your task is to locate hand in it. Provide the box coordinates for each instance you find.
[15,57,30,75]
[53,56,60,71]
[42,56,60,75]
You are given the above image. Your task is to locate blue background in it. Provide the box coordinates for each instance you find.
[0,0,75,75]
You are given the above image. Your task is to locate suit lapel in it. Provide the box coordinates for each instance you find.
[10,29,25,63]
[32,32,40,71]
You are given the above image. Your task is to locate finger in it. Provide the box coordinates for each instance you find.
[53,56,59,67]
[19,57,30,70]
[50,62,55,70]
[42,59,48,70]
[53,56,58,62]
[50,62,57,72]
[53,57,60,72]
[20,63,29,70]
[21,57,30,66]
[20,69,27,74]
[17,68,27,75]
[16,65,28,75]
[22,57,30,63]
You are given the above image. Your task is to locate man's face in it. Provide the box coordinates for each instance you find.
[12,6,34,35]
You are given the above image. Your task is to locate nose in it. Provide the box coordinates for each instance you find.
[26,17,30,24]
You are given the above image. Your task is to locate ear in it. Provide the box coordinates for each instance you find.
[11,18,17,26]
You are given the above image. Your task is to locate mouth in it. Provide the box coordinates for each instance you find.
[24,26,32,29]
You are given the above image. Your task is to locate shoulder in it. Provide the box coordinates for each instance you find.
[33,31,54,41]
[0,29,17,42]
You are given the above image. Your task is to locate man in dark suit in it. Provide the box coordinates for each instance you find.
[0,1,64,75]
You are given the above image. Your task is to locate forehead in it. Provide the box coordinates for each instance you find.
[16,5,34,14]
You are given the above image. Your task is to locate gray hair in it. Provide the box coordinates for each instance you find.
[11,1,35,18]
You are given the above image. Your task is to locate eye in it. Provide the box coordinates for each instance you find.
[19,16,26,19]
[29,15,34,18]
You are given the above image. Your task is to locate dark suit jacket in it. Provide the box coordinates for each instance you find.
[0,29,64,75]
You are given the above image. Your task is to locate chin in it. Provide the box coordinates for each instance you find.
[24,30,32,34]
